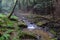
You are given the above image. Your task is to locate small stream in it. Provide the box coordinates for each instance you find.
[23,19,37,30]
[22,17,42,40]
[22,17,49,31]
[21,17,54,40]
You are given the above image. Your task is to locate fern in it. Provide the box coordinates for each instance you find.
[0,37,5,40]
[5,30,14,34]
[0,34,10,40]
[2,34,10,40]
[0,30,13,40]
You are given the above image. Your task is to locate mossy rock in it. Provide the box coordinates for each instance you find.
[20,34,37,39]
[51,38,57,40]
[11,16,18,19]
[10,16,18,21]
[50,30,56,35]
[0,17,16,28]
[18,21,27,28]
[36,21,48,27]
[19,31,37,39]
[0,14,18,28]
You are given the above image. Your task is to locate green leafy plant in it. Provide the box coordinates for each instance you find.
[0,14,6,18]
[0,30,13,40]
[1,34,10,40]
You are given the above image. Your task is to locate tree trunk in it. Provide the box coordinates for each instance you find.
[18,0,21,9]
[0,0,2,13]
[8,0,18,18]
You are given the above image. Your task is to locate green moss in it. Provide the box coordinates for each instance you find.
[0,14,27,40]
[50,30,56,35]
[18,31,36,39]
[0,14,6,18]
[11,16,18,20]
[51,38,57,40]
[36,22,46,26]
[18,22,26,25]
[0,18,15,27]
[0,14,18,29]
[18,21,27,28]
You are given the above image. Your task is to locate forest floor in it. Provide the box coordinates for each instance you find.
[13,10,54,40]
[14,10,53,20]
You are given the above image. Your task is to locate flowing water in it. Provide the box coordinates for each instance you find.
[22,17,42,30]
[22,17,42,40]
[21,17,54,40]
